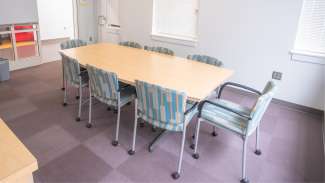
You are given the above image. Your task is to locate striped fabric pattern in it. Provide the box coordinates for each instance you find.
[119,41,142,49]
[246,81,277,135]
[86,64,120,106]
[144,46,174,56]
[200,81,277,136]
[187,55,223,67]
[135,80,188,131]
[61,53,87,87]
[60,39,87,50]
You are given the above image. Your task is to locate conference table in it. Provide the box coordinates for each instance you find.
[60,43,233,102]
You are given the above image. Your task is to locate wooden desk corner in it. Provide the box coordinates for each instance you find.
[0,118,38,183]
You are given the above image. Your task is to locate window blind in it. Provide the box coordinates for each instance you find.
[153,0,198,40]
[294,0,325,55]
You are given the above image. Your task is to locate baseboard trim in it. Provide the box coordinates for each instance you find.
[225,86,324,117]
[272,98,324,116]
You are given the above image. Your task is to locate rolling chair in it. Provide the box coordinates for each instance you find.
[119,41,142,49]
[128,80,197,179]
[192,81,277,183]
[60,39,87,91]
[86,64,136,147]
[61,54,89,122]
[144,46,174,56]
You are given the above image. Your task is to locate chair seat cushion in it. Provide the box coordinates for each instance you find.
[200,99,251,135]
[120,86,136,106]
[138,101,197,132]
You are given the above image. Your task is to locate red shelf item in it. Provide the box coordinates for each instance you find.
[14,26,34,42]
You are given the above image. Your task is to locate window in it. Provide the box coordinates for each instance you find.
[152,0,199,46]
[292,0,325,64]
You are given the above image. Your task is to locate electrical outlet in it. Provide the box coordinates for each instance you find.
[272,71,282,80]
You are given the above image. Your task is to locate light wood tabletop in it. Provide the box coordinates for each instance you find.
[0,118,38,183]
[60,43,233,102]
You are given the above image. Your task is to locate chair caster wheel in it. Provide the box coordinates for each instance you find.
[112,140,119,146]
[63,103,67,107]
[192,134,195,139]
[76,117,81,122]
[86,123,92,128]
[211,131,218,137]
[192,153,199,159]
[113,109,118,114]
[171,172,180,180]
[190,144,195,150]
[254,150,262,155]
[107,107,111,111]
[127,102,131,105]
[148,146,153,153]
[139,123,145,128]
[128,150,135,155]
[240,178,249,183]
[61,88,65,91]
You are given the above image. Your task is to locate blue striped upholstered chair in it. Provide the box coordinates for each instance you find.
[144,46,174,56]
[128,80,197,180]
[119,41,142,49]
[60,39,87,90]
[187,54,223,67]
[192,81,277,183]
[61,54,89,122]
[86,64,136,146]
[187,54,223,136]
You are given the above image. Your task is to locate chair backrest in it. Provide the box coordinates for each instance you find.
[119,41,142,49]
[247,81,277,135]
[61,53,81,85]
[144,46,174,56]
[187,55,223,67]
[86,64,120,103]
[60,39,87,50]
[135,80,187,131]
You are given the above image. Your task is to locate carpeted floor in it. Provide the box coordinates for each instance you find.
[0,61,323,183]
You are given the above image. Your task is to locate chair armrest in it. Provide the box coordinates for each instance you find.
[198,100,252,120]
[218,82,262,99]
[185,102,198,115]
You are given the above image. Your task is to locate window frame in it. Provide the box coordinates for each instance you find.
[291,0,325,65]
[151,0,199,47]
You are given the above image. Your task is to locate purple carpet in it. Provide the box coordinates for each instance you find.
[0,61,323,183]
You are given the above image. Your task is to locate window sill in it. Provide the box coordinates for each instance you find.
[151,33,198,47]
[290,50,325,65]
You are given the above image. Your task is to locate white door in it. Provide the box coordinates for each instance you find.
[97,0,120,43]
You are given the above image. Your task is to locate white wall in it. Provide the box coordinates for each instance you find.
[119,0,325,110]
[37,0,75,40]
[77,0,98,43]
[0,0,38,25]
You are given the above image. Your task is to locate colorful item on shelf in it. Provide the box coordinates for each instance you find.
[14,25,34,42]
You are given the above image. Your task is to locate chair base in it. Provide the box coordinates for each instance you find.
[86,123,92,128]
[112,140,119,146]
[240,178,249,183]
[63,103,67,107]
[211,131,218,137]
[76,117,81,122]
[139,122,145,128]
[192,153,199,159]
[128,150,135,155]
[190,144,195,150]
[254,150,262,155]
[171,172,180,180]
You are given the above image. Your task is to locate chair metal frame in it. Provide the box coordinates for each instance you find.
[192,82,274,183]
